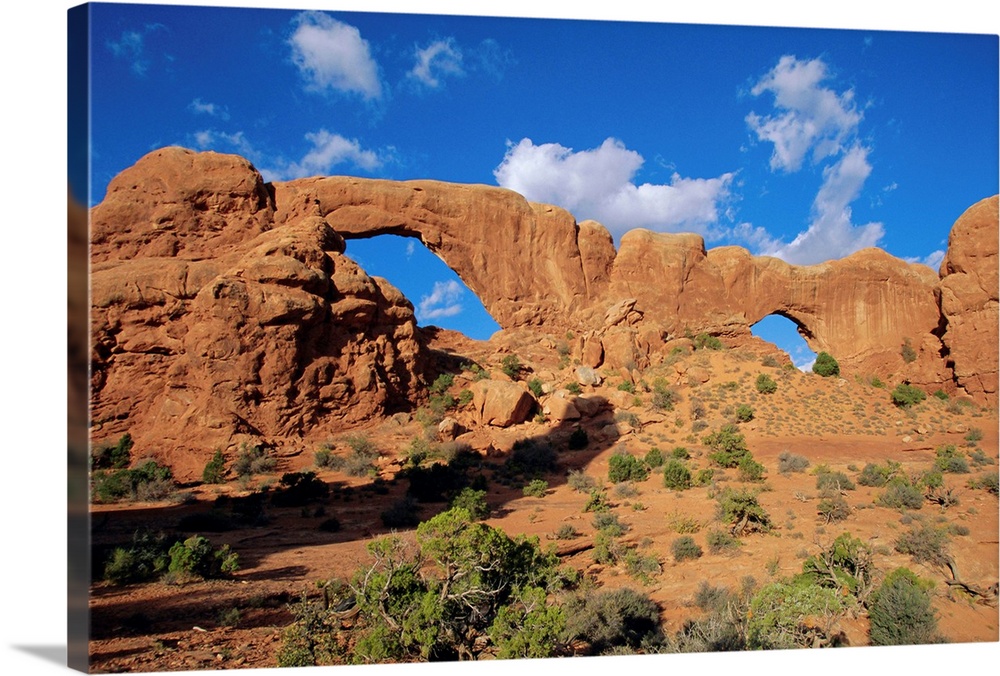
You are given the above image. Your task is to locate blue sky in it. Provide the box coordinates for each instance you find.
[82,1,998,367]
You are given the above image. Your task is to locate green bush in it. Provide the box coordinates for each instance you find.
[166,535,239,581]
[644,447,664,468]
[737,456,766,482]
[103,530,171,584]
[501,354,522,378]
[232,444,276,477]
[868,568,939,645]
[812,352,840,377]
[777,452,810,474]
[703,425,751,468]
[92,459,175,503]
[527,378,545,398]
[734,404,754,423]
[563,588,662,654]
[616,380,636,394]
[706,529,742,554]
[894,522,951,568]
[933,389,949,401]
[857,461,900,487]
[671,446,691,460]
[816,470,855,492]
[694,333,724,351]
[662,459,692,490]
[608,450,649,483]
[934,445,969,474]
[671,536,703,562]
[92,433,134,470]
[450,487,490,519]
[694,468,715,487]
[878,478,924,510]
[523,479,549,498]
[202,449,226,484]
[816,495,851,524]
[968,471,999,495]
[567,469,598,493]
[891,383,926,408]
[593,511,627,536]
[755,373,777,394]
[799,533,873,597]
[746,580,845,650]
[651,378,679,411]
[716,487,771,536]
[964,427,983,445]
[429,373,454,395]
[900,339,918,364]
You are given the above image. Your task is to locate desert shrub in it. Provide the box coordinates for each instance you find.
[878,478,924,510]
[932,389,949,400]
[93,459,174,503]
[662,459,692,490]
[568,427,589,450]
[694,333,724,351]
[456,388,474,407]
[755,373,777,394]
[527,377,545,398]
[380,496,421,528]
[816,470,855,492]
[703,424,751,468]
[900,338,918,364]
[523,479,549,498]
[505,438,557,478]
[761,355,780,368]
[812,352,840,378]
[92,433,134,470]
[934,445,969,474]
[734,404,754,423]
[563,588,662,654]
[103,530,171,584]
[616,380,636,394]
[706,529,742,554]
[608,450,649,483]
[716,487,771,536]
[670,446,690,460]
[967,471,999,495]
[671,536,703,562]
[313,445,337,469]
[450,487,489,520]
[891,383,925,408]
[964,427,983,445]
[567,469,598,493]
[777,452,810,474]
[857,461,900,487]
[895,522,951,568]
[501,354,522,378]
[745,580,845,650]
[489,586,568,660]
[799,533,873,598]
[584,489,610,513]
[555,524,579,540]
[816,495,851,524]
[737,456,766,482]
[968,448,993,467]
[651,378,679,411]
[644,447,664,468]
[232,444,276,477]
[404,462,469,503]
[566,381,583,395]
[593,511,627,536]
[166,535,239,582]
[429,373,454,395]
[868,568,940,646]
[694,468,715,486]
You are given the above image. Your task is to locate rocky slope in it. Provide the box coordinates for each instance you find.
[89,148,998,475]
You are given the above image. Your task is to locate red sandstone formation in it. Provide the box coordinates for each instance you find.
[88,148,998,475]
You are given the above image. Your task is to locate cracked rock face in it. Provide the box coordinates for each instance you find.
[89,148,997,475]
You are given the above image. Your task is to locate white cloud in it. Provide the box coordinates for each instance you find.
[410,39,464,88]
[190,128,382,181]
[494,137,733,239]
[756,145,884,265]
[417,280,464,322]
[106,24,166,76]
[904,249,946,270]
[289,12,382,100]
[746,55,862,172]
[188,98,230,120]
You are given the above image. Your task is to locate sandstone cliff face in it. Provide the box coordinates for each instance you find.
[89,148,998,475]
[90,148,427,477]
[939,196,1000,402]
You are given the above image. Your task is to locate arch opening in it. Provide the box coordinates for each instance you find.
[751,313,818,372]
[343,234,502,340]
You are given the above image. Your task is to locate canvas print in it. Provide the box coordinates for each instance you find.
[69,1,999,673]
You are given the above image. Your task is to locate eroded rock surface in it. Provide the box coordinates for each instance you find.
[89,148,998,475]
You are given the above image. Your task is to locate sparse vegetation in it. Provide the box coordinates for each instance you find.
[900,338,918,364]
[522,479,549,498]
[777,452,810,475]
[703,425,751,468]
[755,373,777,394]
[501,354,523,379]
[868,567,940,645]
[202,449,226,484]
[608,449,649,483]
[662,459,692,490]
[891,383,926,408]
[715,487,771,536]
[812,352,840,378]
[233,443,277,478]
[671,536,703,562]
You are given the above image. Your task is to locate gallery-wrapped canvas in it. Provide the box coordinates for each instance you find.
[63,2,998,675]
